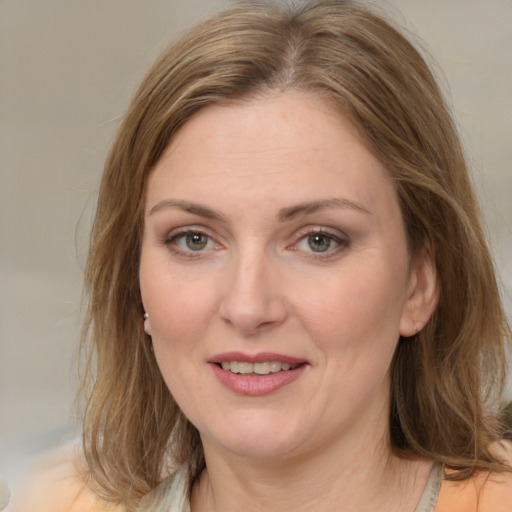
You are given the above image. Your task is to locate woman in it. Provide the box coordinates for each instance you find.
[10,1,511,511]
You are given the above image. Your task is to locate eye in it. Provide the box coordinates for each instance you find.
[166,230,217,254]
[292,229,348,256]
[305,233,334,253]
[184,232,209,251]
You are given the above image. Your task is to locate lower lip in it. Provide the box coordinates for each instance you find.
[210,364,307,396]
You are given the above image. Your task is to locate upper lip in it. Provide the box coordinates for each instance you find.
[208,352,308,365]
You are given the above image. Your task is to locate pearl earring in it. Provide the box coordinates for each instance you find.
[143,312,152,336]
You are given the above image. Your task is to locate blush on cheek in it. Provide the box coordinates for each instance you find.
[296,280,402,357]
[143,270,213,323]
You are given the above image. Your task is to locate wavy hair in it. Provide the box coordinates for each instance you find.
[80,1,511,509]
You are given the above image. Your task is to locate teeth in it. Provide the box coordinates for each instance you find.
[269,361,281,373]
[220,361,299,375]
[254,362,270,375]
[238,362,253,374]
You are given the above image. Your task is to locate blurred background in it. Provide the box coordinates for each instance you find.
[1,0,511,488]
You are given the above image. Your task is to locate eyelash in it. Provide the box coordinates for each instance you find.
[163,227,349,260]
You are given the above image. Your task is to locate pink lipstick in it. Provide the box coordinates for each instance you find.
[209,352,308,396]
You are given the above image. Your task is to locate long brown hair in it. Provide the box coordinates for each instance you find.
[81,1,511,508]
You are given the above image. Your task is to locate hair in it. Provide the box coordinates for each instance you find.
[80,0,512,508]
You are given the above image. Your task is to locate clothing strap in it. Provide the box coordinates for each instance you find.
[415,463,443,512]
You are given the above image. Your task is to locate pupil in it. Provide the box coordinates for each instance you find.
[308,234,331,252]
[186,233,207,250]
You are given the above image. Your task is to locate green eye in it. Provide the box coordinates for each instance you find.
[165,229,218,257]
[185,232,209,251]
[307,234,332,252]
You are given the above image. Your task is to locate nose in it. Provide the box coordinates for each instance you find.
[218,250,288,335]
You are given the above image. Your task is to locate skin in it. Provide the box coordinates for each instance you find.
[139,91,438,511]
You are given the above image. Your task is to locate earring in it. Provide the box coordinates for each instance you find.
[143,312,152,335]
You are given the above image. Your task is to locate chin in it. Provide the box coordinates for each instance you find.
[200,415,305,460]
[223,437,300,460]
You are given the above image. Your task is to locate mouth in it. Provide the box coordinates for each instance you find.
[209,352,308,395]
[217,361,301,375]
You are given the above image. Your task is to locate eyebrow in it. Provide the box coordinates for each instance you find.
[277,198,372,221]
[148,199,226,221]
[148,197,371,221]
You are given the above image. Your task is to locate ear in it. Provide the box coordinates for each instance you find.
[143,313,153,336]
[399,245,439,337]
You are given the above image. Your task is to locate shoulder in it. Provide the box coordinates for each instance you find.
[7,442,122,512]
[436,441,512,512]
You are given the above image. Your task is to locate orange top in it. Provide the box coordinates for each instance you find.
[435,469,512,512]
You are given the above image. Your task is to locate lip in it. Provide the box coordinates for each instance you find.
[208,352,309,396]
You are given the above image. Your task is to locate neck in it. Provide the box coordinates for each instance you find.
[191,423,432,512]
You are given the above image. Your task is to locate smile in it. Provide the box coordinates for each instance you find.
[209,353,308,396]
[220,361,300,375]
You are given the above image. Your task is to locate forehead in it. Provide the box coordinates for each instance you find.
[146,91,398,219]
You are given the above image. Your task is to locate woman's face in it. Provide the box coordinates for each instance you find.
[140,92,431,461]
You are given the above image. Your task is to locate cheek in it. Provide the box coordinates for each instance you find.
[146,281,216,346]
[292,262,406,350]
[139,253,218,356]
[141,273,218,405]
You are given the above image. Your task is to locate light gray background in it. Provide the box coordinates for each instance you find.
[1,0,511,483]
